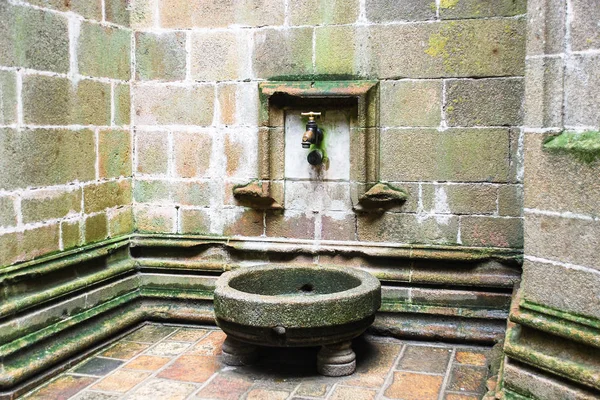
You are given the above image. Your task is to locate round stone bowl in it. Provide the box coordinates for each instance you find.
[214,264,381,347]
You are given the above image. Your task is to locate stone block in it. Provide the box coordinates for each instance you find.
[236,0,285,27]
[371,18,525,78]
[222,209,264,237]
[357,213,459,244]
[171,181,211,207]
[114,84,131,126]
[524,133,600,215]
[525,0,566,56]
[99,129,132,179]
[564,54,600,127]
[225,130,258,179]
[179,208,211,234]
[460,216,523,248]
[21,187,82,224]
[321,213,356,241]
[383,182,420,213]
[130,0,156,28]
[314,25,373,78]
[570,0,600,51]
[0,224,60,267]
[0,71,17,125]
[522,259,600,321]
[84,180,132,214]
[133,179,171,203]
[366,0,435,22]
[498,185,523,217]
[0,128,95,191]
[439,0,526,19]
[380,128,511,183]
[289,0,359,25]
[218,84,236,126]
[525,214,600,270]
[266,211,315,239]
[136,131,169,175]
[135,205,176,233]
[78,22,131,80]
[105,0,131,27]
[133,84,214,126]
[84,213,108,244]
[173,132,212,178]
[190,30,249,81]
[253,28,313,79]
[108,207,134,237]
[445,78,524,126]
[380,80,442,127]
[135,32,187,81]
[421,184,497,215]
[0,197,16,228]
[25,0,103,20]
[22,75,111,125]
[61,219,81,250]
[0,3,69,73]
[524,57,564,129]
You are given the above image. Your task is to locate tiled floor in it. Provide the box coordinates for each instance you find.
[22,323,492,400]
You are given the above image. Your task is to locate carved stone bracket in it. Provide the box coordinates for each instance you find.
[358,182,408,210]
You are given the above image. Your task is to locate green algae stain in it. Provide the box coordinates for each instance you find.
[440,0,460,9]
[543,131,600,164]
[425,33,449,57]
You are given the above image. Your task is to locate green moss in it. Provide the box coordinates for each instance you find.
[440,0,460,9]
[425,33,449,57]
[543,131,600,164]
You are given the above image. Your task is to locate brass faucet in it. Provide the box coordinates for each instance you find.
[301,112,323,149]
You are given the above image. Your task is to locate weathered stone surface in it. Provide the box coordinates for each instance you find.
[135,205,176,233]
[136,32,187,81]
[191,30,248,81]
[564,54,600,127]
[366,0,435,22]
[84,213,108,244]
[61,219,81,249]
[524,57,564,129]
[266,211,315,239]
[133,84,214,126]
[78,22,131,80]
[253,28,313,79]
[371,18,525,78]
[222,209,264,237]
[173,132,212,178]
[0,197,16,228]
[0,71,17,125]
[179,208,210,234]
[171,181,211,207]
[385,371,443,399]
[321,213,356,241]
[99,129,132,179]
[130,0,155,28]
[21,188,82,224]
[236,0,285,27]
[522,259,600,321]
[525,0,566,56]
[0,3,69,72]
[570,0,600,51]
[217,84,236,126]
[440,0,526,19]
[380,80,441,127]
[525,214,600,270]
[524,133,600,215]
[133,179,171,203]
[498,185,523,217]
[0,128,95,191]
[445,78,524,126]
[136,131,169,175]
[290,0,358,25]
[105,0,131,27]
[108,207,134,237]
[22,75,111,125]
[421,184,497,215]
[357,213,459,244]
[84,180,132,214]
[25,0,103,20]
[460,216,523,248]
[114,84,131,126]
[0,224,60,267]
[225,130,258,179]
[314,25,373,78]
[380,129,510,182]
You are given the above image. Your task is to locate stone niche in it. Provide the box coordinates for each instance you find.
[233,81,407,211]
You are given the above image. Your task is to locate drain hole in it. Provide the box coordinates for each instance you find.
[300,284,314,293]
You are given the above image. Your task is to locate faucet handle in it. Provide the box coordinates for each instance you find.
[301,111,322,121]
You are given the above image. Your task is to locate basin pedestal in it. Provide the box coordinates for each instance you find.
[222,337,259,366]
[317,341,356,376]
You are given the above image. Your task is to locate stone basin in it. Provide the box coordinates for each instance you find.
[213,264,381,376]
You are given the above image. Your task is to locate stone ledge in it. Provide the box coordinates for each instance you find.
[543,130,600,164]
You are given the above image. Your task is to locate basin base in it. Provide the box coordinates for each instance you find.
[222,337,259,366]
[317,341,356,376]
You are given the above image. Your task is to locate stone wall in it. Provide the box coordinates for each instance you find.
[0,0,133,268]
[499,0,600,398]
[131,0,527,249]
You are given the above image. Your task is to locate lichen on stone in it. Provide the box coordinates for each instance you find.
[543,131,600,164]
[440,0,460,9]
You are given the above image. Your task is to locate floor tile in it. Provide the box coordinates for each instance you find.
[246,388,290,400]
[23,375,96,399]
[195,371,253,399]
[446,365,488,394]
[384,371,444,400]
[454,349,488,367]
[92,370,151,393]
[70,392,121,400]
[158,355,220,383]
[343,340,402,388]
[329,385,377,400]
[168,328,209,342]
[188,331,226,356]
[123,355,170,371]
[295,382,329,397]
[146,341,191,357]
[445,393,481,400]
[126,325,177,343]
[397,345,452,374]
[100,341,150,360]
[72,357,123,377]
[127,378,196,400]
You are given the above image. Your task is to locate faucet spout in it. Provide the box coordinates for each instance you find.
[300,111,322,149]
